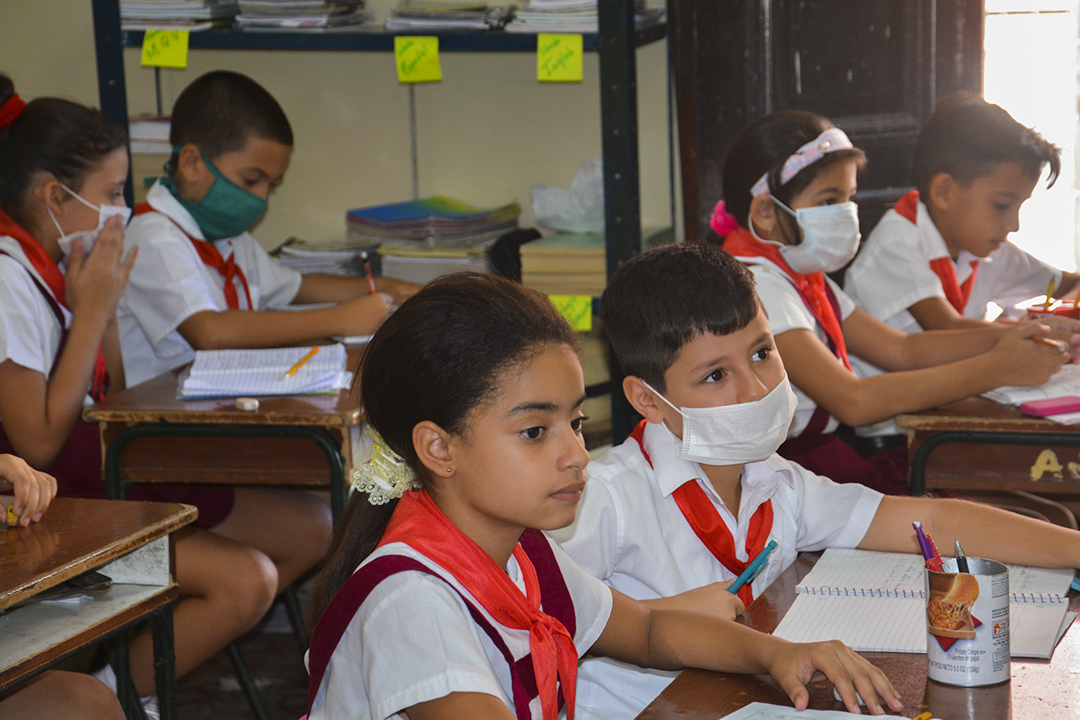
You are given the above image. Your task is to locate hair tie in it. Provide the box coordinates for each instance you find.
[709,200,740,236]
[351,425,418,505]
[0,93,27,129]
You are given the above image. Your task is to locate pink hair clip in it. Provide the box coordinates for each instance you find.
[750,127,853,197]
[710,200,740,236]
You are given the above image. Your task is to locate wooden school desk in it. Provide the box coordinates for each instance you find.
[896,397,1080,498]
[0,497,196,720]
[83,345,365,521]
[635,553,1080,720]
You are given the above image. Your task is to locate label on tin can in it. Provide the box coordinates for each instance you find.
[926,557,1010,686]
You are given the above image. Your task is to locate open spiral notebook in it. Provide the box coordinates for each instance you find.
[772,548,1076,658]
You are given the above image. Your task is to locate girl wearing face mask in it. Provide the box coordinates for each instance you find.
[712,110,1069,493]
[0,75,327,714]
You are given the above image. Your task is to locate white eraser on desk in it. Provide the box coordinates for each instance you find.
[833,687,865,705]
[235,397,259,411]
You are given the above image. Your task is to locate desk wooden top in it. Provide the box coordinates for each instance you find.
[83,345,365,427]
[0,498,196,611]
[896,397,1076,435]
[636,553,1080,720]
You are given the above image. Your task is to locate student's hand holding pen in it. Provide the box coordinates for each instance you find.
[990,319,1069,386]
[642,580,746,620]
[337,291,396,337]
[1029,314,1080,362]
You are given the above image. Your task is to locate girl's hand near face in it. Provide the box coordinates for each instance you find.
[64,215,137,328]
[0,453,56,527]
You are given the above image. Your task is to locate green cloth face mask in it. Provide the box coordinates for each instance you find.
[162,148,268,241]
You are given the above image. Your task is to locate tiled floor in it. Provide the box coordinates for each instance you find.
[176,628,308,720]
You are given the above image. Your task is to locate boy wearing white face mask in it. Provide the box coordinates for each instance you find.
[554,242,1080,720]
[711,110,1069,493]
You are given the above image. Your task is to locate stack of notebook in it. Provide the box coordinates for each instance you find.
[120,0,238,30]
[347,196,519,284]
[520,227,671,296]
[505,0,663,33]
[235,0,372,29]
[274,238,381,276]
[385,1,512,31]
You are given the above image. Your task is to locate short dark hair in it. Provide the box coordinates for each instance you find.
[306,272,577,633]
[720,110,865,232]
[914,92,1060,195]
[0,74,128,229]
[601,243,758,392]
[169,71,293,158]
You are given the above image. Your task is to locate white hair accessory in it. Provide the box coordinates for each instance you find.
[351,425,418,505]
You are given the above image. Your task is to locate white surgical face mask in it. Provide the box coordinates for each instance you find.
[643,376,798,465]
[772,198,861,274]
[46,184,131,258]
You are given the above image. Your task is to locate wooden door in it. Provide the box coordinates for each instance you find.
[669,0,984,244]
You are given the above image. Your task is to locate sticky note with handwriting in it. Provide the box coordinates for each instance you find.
[141,30,190,69]
[395,36,442,83]
[550,295,592,332]
[537,34,583,82]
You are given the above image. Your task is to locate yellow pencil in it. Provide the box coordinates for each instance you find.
[913,714,932,720]
[284,346,319,378]
[1045,279,1056,310]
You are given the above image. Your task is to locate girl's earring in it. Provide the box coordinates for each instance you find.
[446,467,453,475]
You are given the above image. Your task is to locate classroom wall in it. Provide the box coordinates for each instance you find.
[0,0,672,249]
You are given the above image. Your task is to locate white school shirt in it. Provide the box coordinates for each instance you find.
[737,256,857,436]
[551,421,883,720]
[117,182,303,386]
[845,198,1061,333]
[0,236,92,422]
[308,537,613,720]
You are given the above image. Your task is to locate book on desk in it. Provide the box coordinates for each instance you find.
[176,343,352,399]
[772,548,1076,659]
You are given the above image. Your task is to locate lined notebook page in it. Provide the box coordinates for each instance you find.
[722,702,909,719]
[799,548,1074,603]
[774,595,926,653]
[178,344,351,398]
[984,363,1080,404]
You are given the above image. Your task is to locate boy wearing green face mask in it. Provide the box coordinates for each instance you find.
[118,70,419,387]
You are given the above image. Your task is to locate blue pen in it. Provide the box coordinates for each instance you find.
[728,539,779,595]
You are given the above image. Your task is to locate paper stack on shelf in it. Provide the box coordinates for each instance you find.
[346,196,520,250]
[274,238,381,276]
[236,0,373,29]
[120,0,239,30]
[505,0,663,33]
[521,227,672,296]
[385,1,511,31]
[129,116,171,155]
[346,196,519,284]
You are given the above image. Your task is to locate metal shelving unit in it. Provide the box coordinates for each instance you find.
[90,0,658,441]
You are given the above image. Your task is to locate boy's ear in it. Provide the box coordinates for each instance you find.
[748,195,777,238]
[622,376,667,425]
[175,144,205,184]
[412,421,456,479]
[927,172,955,211]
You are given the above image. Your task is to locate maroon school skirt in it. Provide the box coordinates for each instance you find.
[779,431,910,496]
[0,420,234,529]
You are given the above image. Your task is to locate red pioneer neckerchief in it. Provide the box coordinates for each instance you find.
[629,421,773,607]
[0,209,108,400]
[134,202,253,310]
[893,190,979,313]
[723,226,852,371]
[378,490,578,720]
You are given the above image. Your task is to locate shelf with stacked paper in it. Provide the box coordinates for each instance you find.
[118,23,666,52]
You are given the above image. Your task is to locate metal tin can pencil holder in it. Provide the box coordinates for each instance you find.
[925,557,1010,686]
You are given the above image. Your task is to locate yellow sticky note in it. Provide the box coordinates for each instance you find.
[537,34,583,82]
[549,295,592,332]
[140,30,190,69]
[395,36,442,83]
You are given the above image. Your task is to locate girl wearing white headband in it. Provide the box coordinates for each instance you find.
[711,110,1071,494]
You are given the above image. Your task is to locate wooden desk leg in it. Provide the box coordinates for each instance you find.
[149,604,176,720]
